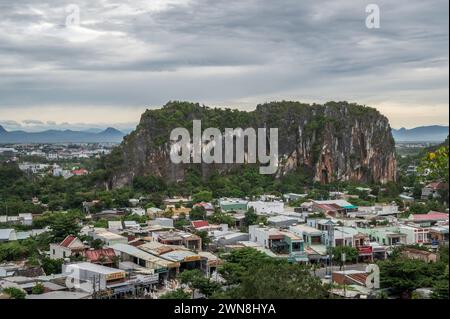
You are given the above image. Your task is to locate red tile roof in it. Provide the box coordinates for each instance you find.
[72,168,89,175]
[60,235,78,248]
[192,220,209,229]
[425,182,448,190]
[411,212,449,221]
[85,248,116,263]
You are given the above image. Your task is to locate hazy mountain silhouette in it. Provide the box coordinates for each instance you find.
[0,125,125,143]
[392,125,449,142]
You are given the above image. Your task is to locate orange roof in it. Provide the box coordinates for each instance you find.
[85,248,116,263]
[192,220,209,229]
[60,235,78,248]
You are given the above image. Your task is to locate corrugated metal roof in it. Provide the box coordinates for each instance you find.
[110,243,177,268]
[0,229,15,240]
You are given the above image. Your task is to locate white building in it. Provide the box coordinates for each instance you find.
[267,216,298,227]
[18,163,49,174]
[399,225,430,245]
[0,229,17,242]
[18,213,33,226]
[108,221,123,231]
[248,201,284,215]
[283,193,308,202]
[63,262,126,292]
[50,235,86,260]
[357,204,399,216]
[149,218,174,228]
[130,207,146,216]
[90,228,128,246]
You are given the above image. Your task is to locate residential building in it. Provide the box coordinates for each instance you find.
[49,235,87,260]
[399,224,431,244]
[63,262,126,292]
[407,211,449,226]
[248,201,284,215]
[163,197,192,206]
[357,204,399,216]
[356,226,407,246]
[421,182,448,200]
[85,248,117,267]
[90,229,128,246]
[18,213,33,226]
[149,218,174,228]
[147,207,164,217]
[429,225,449,243]
[111,243,179,280]
[401,247,439,263]
[211,230,249,246]
[288,224,324,246]
[219,198,248,212]
[267,215,298,227]
[313,200,358,217]
[283,193,308,202]
[193,202,215,215]
[152,230,202,251]
[0,229,17,242]
[248,225,306,260]
[108,221,123,231]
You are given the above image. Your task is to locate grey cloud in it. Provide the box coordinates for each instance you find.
[0,120,21,126]
[0,0,448,128]
[22,119,44,125]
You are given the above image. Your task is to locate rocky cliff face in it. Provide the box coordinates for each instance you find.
[105,101,396,188]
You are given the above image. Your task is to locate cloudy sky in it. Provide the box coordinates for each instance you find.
[0,0,448,132]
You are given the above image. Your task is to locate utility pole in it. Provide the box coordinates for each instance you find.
[342,253,346,298]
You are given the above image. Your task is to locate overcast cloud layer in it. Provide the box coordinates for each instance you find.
[0,0,448,131]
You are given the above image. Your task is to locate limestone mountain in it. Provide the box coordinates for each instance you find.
[102,101,397,188]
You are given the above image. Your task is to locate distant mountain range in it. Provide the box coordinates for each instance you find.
[392,125,449,142]
[0,126,125,144]
[1,123,448,144]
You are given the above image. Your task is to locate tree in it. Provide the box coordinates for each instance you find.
[195,231,210,250]
[330,246,358,269]
[192,191,213,204]
[189,206,206,221]
[3,287,26,299]
[32,283,45,295]
[159,289,191,299]
[179,269,220,298]
[0,241,31,262]
[418,146,449,184]
[90,238,105,249]
[208,212,234,227]
[378,257,447,298]
[408,203,429,214]
[244,207,258,226]
[41,257,63,275]
[49,212,82,242]
[233,262,328,299]
[219,248,281,284]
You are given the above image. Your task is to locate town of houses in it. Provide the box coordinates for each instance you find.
[1,188,448,299]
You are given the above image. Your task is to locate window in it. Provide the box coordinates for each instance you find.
[292,242,302,252]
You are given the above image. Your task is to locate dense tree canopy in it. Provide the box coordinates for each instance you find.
[216,248,329,299]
